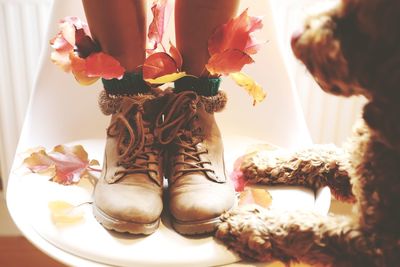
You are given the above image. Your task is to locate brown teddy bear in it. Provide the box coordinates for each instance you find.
[215,0,400,266]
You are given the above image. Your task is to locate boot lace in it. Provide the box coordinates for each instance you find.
[107,98,158,177]
[154,91,214,176]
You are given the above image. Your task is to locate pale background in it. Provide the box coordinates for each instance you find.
[0,0,358,240]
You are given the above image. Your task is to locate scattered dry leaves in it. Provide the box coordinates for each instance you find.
[23,144,100,185]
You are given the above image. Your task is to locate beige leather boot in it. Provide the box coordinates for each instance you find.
[94,92,164,235]
[155,90,235,235]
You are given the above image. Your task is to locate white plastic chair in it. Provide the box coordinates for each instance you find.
[7,0,330,266]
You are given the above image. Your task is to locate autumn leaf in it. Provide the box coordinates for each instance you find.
[143,52,179,81]
[206,9,263,76]
[230,72,266,105]
[208,9,263,56]
[169,42,183,70]
[238,188,272,208]
[23,145,100,185]
[147,0,172,53]
[48,201,84,224]
[70,53,99,85]
[85,52,125,80]
[206,49,254,76]
[145,72,187,84]
[50,16,125,84]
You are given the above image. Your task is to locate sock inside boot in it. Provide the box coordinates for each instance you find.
[102,72,150,96]
[174,76,221,96]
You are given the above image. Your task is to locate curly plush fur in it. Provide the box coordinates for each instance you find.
[216,0,400,266]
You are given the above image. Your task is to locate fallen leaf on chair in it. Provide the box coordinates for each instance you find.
[230,72,266,105]
[48,201,84,224]
[23,144,100,185]
[238,188,272,208]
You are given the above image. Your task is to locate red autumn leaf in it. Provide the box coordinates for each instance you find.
[85,52,125,80]
[206,49,254,76]
[23,145,100,185]
[50,16,125,84]
[238,188,272,208]
[143,52,178,80]
[169,42,183,70]
[148,0,172,53]
[208,9,263,56]
[70,53,99,85]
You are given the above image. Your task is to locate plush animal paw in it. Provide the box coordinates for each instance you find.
[216,206,276,262]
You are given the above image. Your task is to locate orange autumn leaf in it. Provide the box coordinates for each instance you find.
[70,53,98,85]
[230,72,266,105]
[206,9,263,76]
[23,145,100,185]
[147,0,172,53]
[50,16,125,84]
[208,9,263,56]
[206,49,254,76]
[169,42,183,70]
[239,188,272,208]
[143,52,179,81]
[48,201,84,224]
[85,52,125,80]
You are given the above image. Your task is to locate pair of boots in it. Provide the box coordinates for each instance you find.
[93,85,235,235]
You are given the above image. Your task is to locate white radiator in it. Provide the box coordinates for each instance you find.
[0,0,365,188]
[0,0,51,187]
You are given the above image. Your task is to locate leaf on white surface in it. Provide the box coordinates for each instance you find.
[48,200,85,224]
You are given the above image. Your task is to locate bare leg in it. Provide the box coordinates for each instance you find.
[175,0,240,77]
[82,0,146,72]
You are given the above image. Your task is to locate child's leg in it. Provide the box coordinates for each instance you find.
[175,0,240,77]
[164,0,240,235]
[83,1,164,235]
[82,0,146,73]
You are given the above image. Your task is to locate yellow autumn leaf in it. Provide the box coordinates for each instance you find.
[238,188,272,208]
[48,201,84,224]
[230,72,267,105]
[145,71,187,84]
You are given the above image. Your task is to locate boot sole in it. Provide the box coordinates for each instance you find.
[93,205,160,235]
[171,195,238,235]
[171,216,222,235]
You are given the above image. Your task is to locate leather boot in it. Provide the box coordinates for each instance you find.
[94,92,164,235]
[155,90,235,235]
